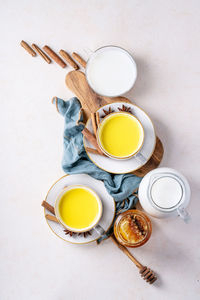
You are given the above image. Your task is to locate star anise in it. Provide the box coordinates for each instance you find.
[64,229,75,236]
[78,231,92,237]
[102,107,113,117]
[84,231,92,237]
[118,105,132,113]
[64,229,92,238]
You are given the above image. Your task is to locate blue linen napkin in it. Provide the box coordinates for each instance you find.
[52,96,142,242]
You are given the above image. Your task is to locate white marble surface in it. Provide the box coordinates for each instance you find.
[1,1,200,299]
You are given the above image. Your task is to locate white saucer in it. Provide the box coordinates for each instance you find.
[83,102,156,174]
[44,174,115,244]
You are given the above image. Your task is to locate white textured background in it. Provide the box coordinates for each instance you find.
[0,1,200,299]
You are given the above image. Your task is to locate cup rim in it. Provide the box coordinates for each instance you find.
[55,185,103,233]
[85,45,137,98]
[97,112,145,160]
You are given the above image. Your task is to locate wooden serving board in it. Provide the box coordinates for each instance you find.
[66,71,130,120]
[65,70,164,177]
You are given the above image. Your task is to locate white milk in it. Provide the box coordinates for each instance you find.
[86,47,137,97]
[151,177,183,209]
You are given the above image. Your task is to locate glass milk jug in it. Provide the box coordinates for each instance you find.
[138,168,191,222]
[85,45,137,97]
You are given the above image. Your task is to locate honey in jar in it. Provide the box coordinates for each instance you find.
[114,210,152,247]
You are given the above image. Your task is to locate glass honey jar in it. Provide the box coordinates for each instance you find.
[114,210,152,248]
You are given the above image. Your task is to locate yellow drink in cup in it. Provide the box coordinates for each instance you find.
[55,185,102,232]
[97,112,144,160]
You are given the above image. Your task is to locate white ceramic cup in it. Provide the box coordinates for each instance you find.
[85,45,137,97]
[55,185,104,233]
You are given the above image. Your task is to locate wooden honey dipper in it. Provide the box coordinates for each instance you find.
[111,235,157,284]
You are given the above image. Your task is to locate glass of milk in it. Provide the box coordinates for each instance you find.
[86,46,137,97]
[138,168,191,223]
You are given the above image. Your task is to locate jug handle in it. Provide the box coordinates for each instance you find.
[177,207,191,223]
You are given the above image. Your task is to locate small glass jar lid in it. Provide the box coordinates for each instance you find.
[114,210,152,248]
